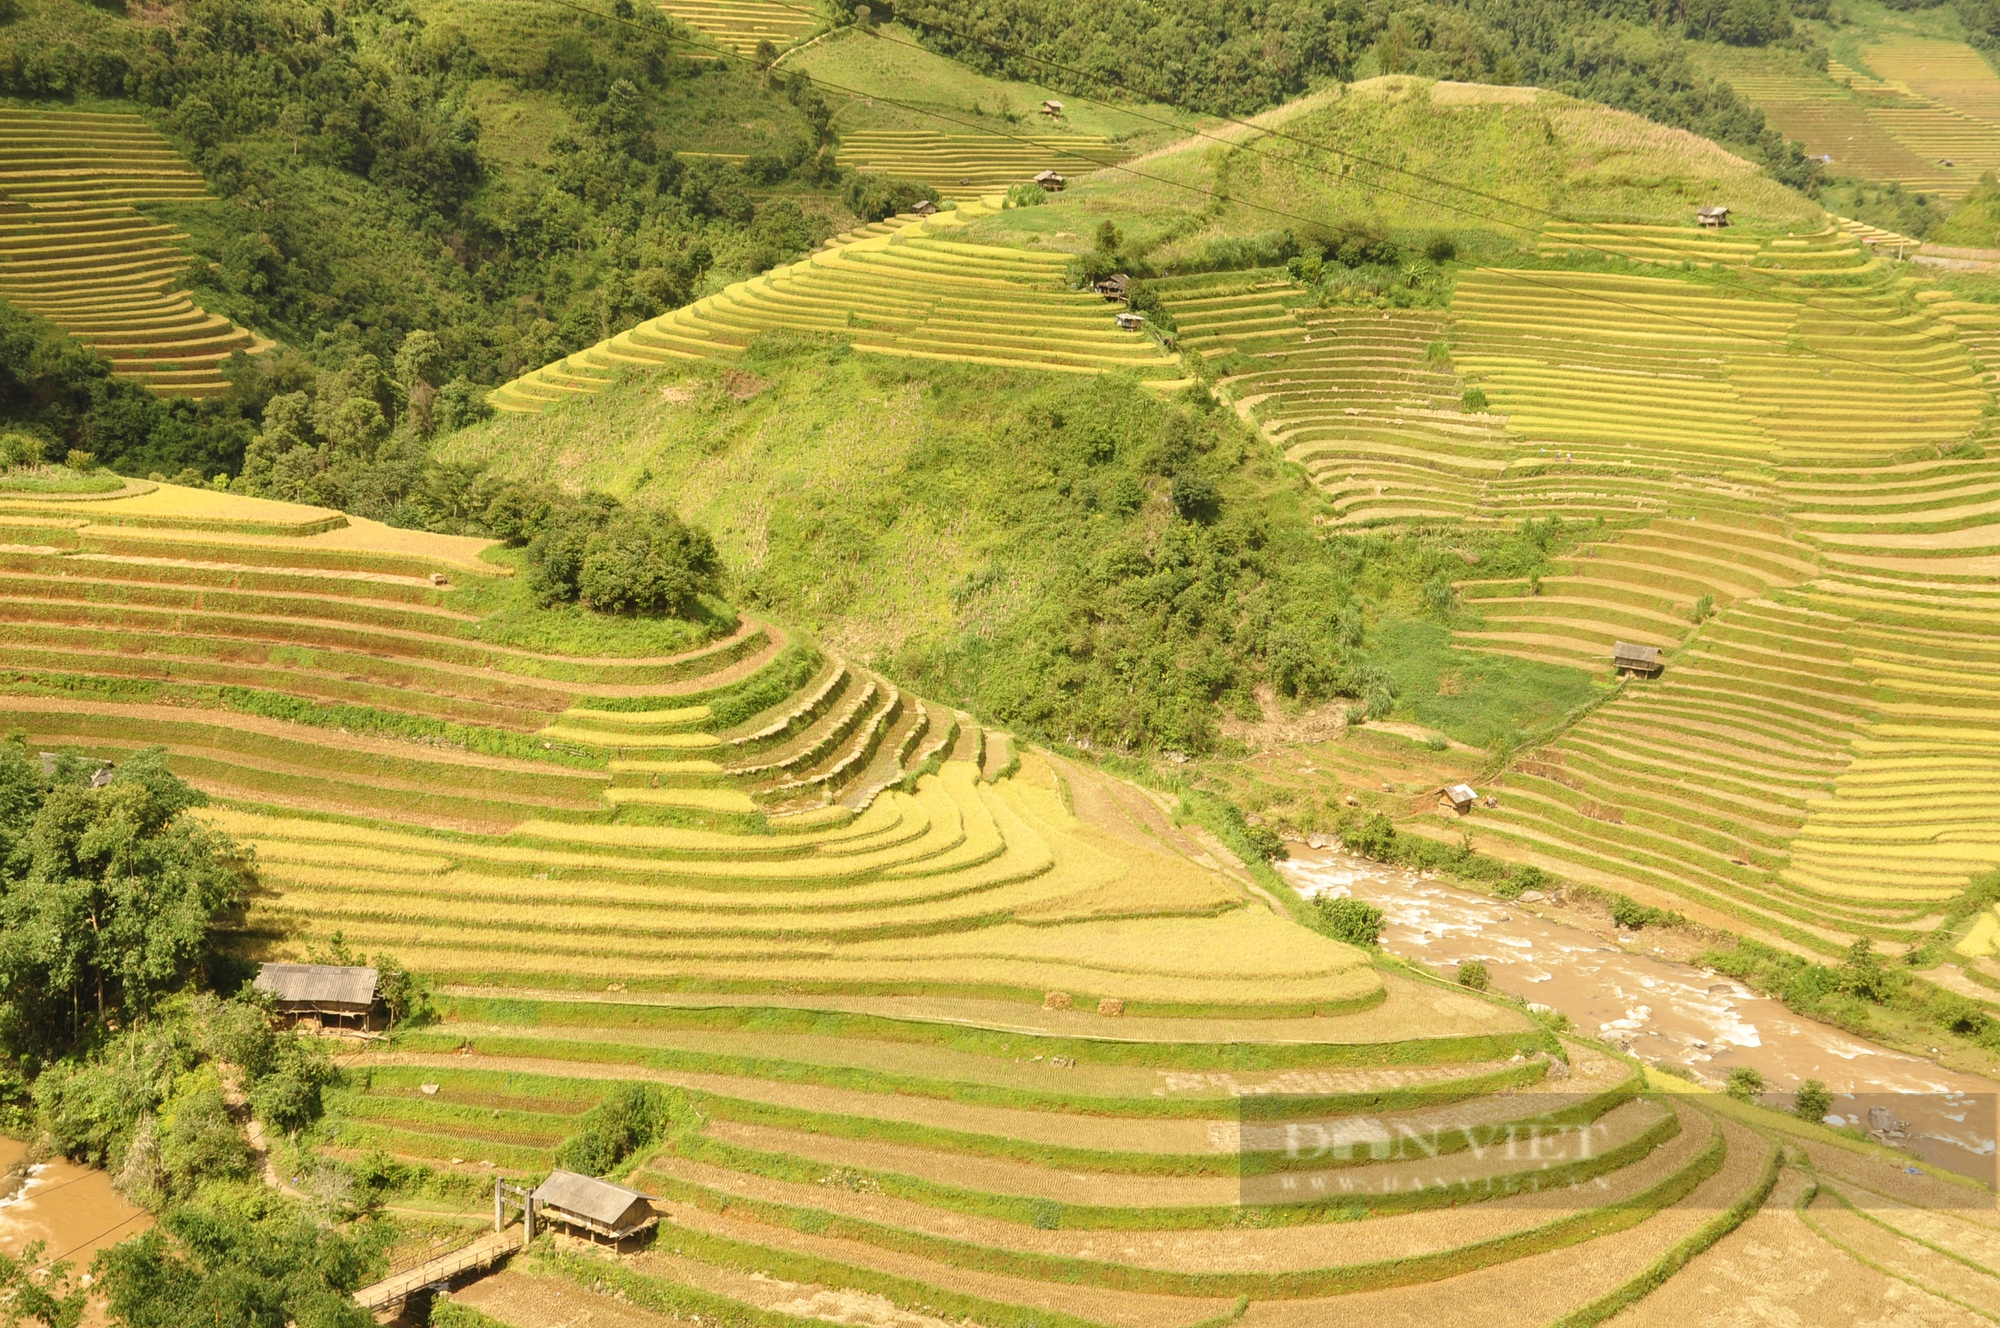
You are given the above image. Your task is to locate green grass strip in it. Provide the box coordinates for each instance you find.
[421,969,1376,1018]
[391,1028,1550,1120]
[668,1104,1678,1229]
[1545,1132,1780,1328]
[636,1127,1725,1299]
[433,996,1553,1071]
[688,1076,1636,1178]
[1823,1183,2000,1277]
[329,1066,1628,1179]
[1796,1182,2000,1321]
[558,1229,1121,1328]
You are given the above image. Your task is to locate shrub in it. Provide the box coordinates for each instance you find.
[1313,896,1384,948]
[1241,822,1287,861]
[1421,573,1458,619]
[1724,1066,1765,1102]
[1169,470,1221,522]
[1793,1078,1832,1123]
[1455,960,1489,991]
[1126,282,1177,333]
[0,433,43,467]
[1340,813,1393,859]
[1005,182,1048,208]
[555,1083,684,1175]
[527,506,721,618]
[1425,234,1457,262]
[843,173,939,223]
[1460,387,1489,412]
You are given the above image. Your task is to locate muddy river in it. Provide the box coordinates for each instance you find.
[0,1137,151,1273]
[1281,849,2000,1184]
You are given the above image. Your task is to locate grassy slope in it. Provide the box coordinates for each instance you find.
[961,77,1823,264]
[441,340,1600,751]
[793,22,1196,143]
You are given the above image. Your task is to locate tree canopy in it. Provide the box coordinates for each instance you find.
[0,743,251,1064]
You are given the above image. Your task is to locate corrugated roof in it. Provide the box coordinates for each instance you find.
[1613,641,1661,663]
[533,1170,654,1227]
[252,963,378,1007]
[1446,783,1478,803]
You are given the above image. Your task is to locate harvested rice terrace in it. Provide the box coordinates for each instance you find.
[0,109,266,396]
[492,205,1180,414]
[835,130,1129,200]
[322,1003,1783,1326]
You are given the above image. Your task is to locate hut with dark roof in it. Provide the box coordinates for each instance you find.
[252,963,378,1028]
[532,1171,659,1243]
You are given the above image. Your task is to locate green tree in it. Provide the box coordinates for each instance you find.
[1313,896,1385,948]
[0,1242,86,1328]
[1794,1078,1833,1123]
[1455,960,1489,991]
[1724,1066,1765,1102]
[95,1204,379,1328]
[0,745,251,1061]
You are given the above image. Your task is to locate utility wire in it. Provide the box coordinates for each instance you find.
[534,0,1988,391]
[745,0,1979,354]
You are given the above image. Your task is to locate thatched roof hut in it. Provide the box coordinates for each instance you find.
[532,1171,659,1241]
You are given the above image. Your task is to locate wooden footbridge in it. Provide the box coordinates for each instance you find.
[352,1181,536,1314]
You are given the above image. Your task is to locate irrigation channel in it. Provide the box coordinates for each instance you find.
[0,1137,151,1271]
[1280,848,2000,1183]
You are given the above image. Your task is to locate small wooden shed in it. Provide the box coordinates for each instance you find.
[1115,311,1145,331]
[532,1171,659,1243]
[1612,641,1662,676]
[252,963,378,1028]
[1040,99,1064,115]
[1439,783,1478,815]
[1095,273,1132,302]
[1696,205,1730,229]
[1033,169,1066,191]
[909,199,939,217]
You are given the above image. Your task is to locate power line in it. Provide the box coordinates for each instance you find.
[534,0,1988,391]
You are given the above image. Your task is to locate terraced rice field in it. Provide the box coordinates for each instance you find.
[329,980,1791,1326]
[1163,270,1508,526]
[0,107,210,204]
[492,201,1181,413]
[654,0,819,56]
[836,130,1130,200]
[14,482,1805,1319]
[1698,44,2000,196]
[0,480,1363,1010]
[0,109,266,397]
[1157,224,2000,957]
